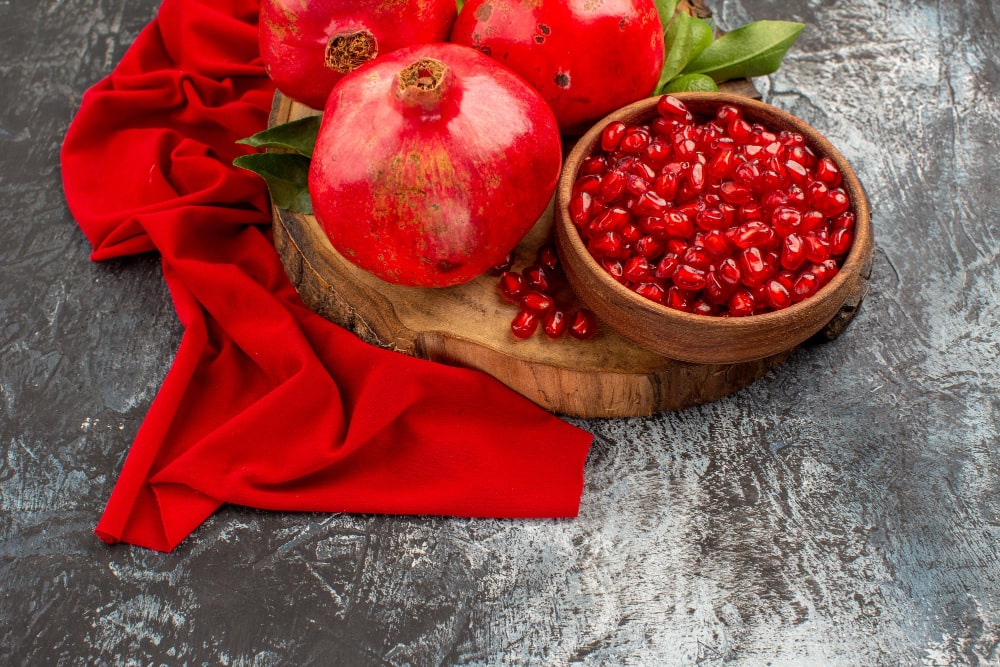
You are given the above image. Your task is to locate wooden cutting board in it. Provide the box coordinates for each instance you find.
[268,4,864,418]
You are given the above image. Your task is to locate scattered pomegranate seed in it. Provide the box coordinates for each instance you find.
[542,309,567,338]
[511,310,538,338]
[569,309,599,339]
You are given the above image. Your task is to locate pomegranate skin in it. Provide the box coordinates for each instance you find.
[309,43,563,287]
[451,0,665,134]
[260,0,457,110]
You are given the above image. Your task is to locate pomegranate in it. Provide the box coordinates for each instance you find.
[450,0,665,133]
[259,0,457,110]
[568,95,855,316]
[309,43,562,287]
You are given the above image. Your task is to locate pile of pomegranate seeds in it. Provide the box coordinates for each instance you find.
[492,245,599,340]
[568,95,855,316]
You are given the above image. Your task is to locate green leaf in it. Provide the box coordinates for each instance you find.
[456,0,465,11]
[681,20,804,82]
[656,14,714,94]
[235,115,321,158]
[653,0,679,29]
[233,152,313,214]
[662,73,719,93]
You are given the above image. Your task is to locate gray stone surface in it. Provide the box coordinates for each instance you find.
[1,0,997,665]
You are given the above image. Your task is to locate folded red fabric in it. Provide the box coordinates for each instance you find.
[61,0,592,552]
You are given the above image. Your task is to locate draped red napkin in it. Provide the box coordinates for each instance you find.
[61,0,592,552]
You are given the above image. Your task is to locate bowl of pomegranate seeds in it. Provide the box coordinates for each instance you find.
[555,92,873,365]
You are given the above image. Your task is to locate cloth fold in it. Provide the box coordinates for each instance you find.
[62,0,592,552]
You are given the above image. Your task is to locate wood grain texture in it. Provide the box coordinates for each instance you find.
[3,0,998,665]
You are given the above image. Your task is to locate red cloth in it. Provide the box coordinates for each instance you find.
[61,0,592,552]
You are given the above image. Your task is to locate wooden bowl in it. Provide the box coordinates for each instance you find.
[555,92,874,365]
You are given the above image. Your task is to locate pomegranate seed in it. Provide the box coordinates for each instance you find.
[619,127,651,154]
[734,220,776,249]
[657,95,690,119]
[597,169,627,202]
[644,141,671,167]
[785,159,810,186]
[488,252,514,275]
[511,310,538,339]
[633,191,667,217]
[498,271,524,301]
[634,281,666,303]
[655,254,679,279]
[601,258,625,283]
[695,208,725,231]
[624,173,649,197]
[665,238,688,256]
[520,290,554,314]
[573,174,600,197]
[728,118,752,143]
[579,155,608,177]
[792,272,819,302]
[536,244,559,270]
[588,231,624,259]
[680,246,712,271]
[831,228,853,255]
[765,279,792,309]
[777,271,796,291]
[569,191,594,226]
[833,211,856,231]
[523,264,551,292]
[759,169,783,193]
[716,104,741,123]
[739,202,763,223]
[805,180,828,206]
[815,258,840,285]
[728,290,755,317]
[601,121,627,152]
[699,229,731,258]
[666,286,693,312]
[780,131,805,147]
[771,207,802,236]
[704,270,732,304]
[624,255,652,282]
[684,162,706,195]
[718,180,753,205]
[635,235,664,259]
[781,233,807,271]
[691,299,715,316]
[569,309,599,339]
[542,309,567,338]
[589,206,629,233]
[662,210,694,238]
[621,223,642,245]
[707,148,735,179]
[803,232,831,263]
[788,144,816,167]
[674,137,697,160]
[734,161,760,187]
[717,257,741,287]
[820,188,851,217]
[800,210,826,233]
[652,170,680,200]
[739,247,773,287]
[816,157,842,186]
[674,264,708,290]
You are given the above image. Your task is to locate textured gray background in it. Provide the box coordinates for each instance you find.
[1,0,998,665]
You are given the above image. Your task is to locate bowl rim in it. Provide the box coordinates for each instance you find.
[556,91,873,341]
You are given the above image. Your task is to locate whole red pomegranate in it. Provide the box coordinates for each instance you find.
[450,0,665,133]
[309,43,562,287]
[259,0,457,109]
